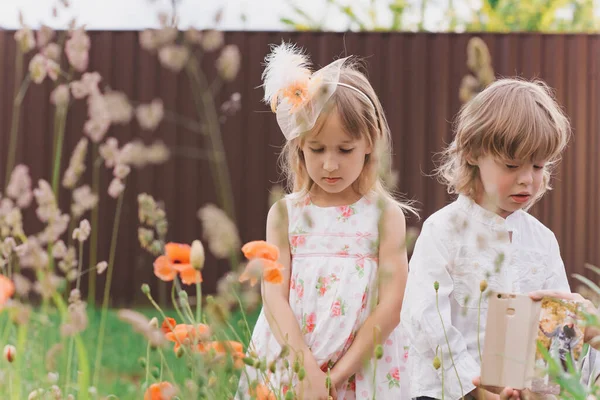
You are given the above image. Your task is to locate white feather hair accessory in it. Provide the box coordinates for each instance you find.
[262,42,352,141]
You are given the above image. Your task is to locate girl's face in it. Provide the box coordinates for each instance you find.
[475,154,546,218]
[301,110,372,204]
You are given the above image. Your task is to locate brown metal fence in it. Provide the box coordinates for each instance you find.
[0,31,598,305]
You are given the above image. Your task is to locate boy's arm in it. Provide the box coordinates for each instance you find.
[402,219,479,399]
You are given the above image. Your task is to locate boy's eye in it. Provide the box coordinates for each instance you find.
[309,148,324,153]
[340,148,354,154]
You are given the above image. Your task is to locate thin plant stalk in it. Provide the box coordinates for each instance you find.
[92,188,125,387]
[4,50,27,190]
[477,291,484,363]
[65,240,85,394]
[51,105,69,195]
[88,145,101,304]
[435,285,465,399]
[145,341,151,387]
[196,281,202,323]
[9,323,27,400]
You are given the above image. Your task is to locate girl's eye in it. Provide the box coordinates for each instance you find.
[505,164,518,169]
[340,148,354,154]
[534,165,544,170]
[309,148,324,154]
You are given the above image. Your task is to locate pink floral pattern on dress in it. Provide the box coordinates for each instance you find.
[337,205,356,222]
[302,312,316,334]
[386,367,401,389]
[331,297,347,317]
[316,273,339,296]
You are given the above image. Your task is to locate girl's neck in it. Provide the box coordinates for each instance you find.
[308,185,363,207]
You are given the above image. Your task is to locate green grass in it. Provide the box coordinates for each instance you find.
[0,305,261,399]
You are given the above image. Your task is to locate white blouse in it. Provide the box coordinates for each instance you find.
[401,195,570,400]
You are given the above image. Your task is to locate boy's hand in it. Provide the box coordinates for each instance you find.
[528,290,598,344]
[472,377,521,400]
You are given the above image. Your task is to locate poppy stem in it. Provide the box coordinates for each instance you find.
[144,341,151,387]
[196,281,202,323]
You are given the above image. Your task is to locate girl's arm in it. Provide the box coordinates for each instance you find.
[261,200,320,370]
[330,201,408,386]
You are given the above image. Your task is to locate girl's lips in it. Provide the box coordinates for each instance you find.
[324,177,340,184]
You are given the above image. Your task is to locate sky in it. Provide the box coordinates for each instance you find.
[0,0,467,31]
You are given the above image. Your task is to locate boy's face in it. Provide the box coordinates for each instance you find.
[475,155,546,218]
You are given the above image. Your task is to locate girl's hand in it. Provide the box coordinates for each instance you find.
[528,290,598,344]
[296,365,337,400]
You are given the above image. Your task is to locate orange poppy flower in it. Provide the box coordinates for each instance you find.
[202,340,245,369]
[250,383,276,400]
[153,242,197,283]
[165,243,190,264]
[144,381,175,400]
[0,275,14,305]
[242,241,279,262]
[165,323,211,352]
[161,317,176,335]
[263,260,283,285]
[153,256,177,282]
[239,259,284,286]
[178,264,203,285]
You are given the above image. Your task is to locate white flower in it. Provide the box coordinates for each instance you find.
[47,372,59,384]
[158,45,190,72]
[185,28,203,45]
[190,240,205,270]
[104,91,133,124]
[65,28,90,72]
[71,185,98,218]
[83,117,110,143]
[72,219,91,242]
[108,178,125,199]
[42,43,61,61]
[29,54,47,84]
[52,240,67,259]
[113,164,131,180]
[198,204,240,259]
[51,84,70,106]
[201,30,223,52]
[70,72,101,100]
[96,261,108,275]
[15,27,35,53]
[6,165,33,208]
[216,45,241,81]
[62,138,88,189]
[136,99,164,130]
[99,137,119,168]
[46,59,60,81]
[139,30,157,51]
[36,25,55,48]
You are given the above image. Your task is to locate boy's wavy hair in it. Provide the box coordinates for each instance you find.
[436,78,571,207]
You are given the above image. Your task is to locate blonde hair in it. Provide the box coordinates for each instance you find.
[278,59,416,215]
[436,78,571,206]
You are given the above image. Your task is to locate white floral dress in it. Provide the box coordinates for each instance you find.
[237,192,409,399]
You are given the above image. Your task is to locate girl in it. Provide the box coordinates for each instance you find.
[401,79,572,400]
[237,43,413,399]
